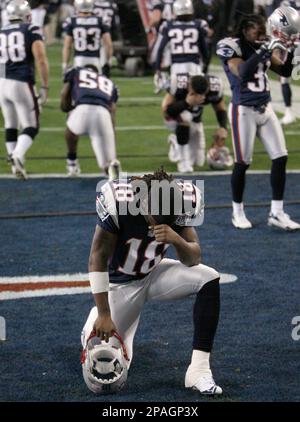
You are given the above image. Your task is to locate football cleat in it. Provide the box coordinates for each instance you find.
[168,134,180,163]
[280,109,296,125]
[268,211,300,231]
[232,210,252,229]
[12,155,28,180]
[177,160,193,173]
[7,155,16,176]
[185,367,222,396]
[108,159,121,181]
[66,159,81,177]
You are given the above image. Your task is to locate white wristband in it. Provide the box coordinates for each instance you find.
[89,272,109,294]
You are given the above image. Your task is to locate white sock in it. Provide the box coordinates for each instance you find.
[232,201,243,214]
[6,142,17,155]
[271,200,283,215]
[13,134,33,162]
[190,350,211,372]
[91,138,106,170]
[285,107,292,114]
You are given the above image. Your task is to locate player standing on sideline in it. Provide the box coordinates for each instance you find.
[62,0,112,74]
[149,0,175,73]
[154,0,208,94]
[81,168,222,395]
[217,9,300,230]
[278,0,300,125]
[93,0,120,77]
[0,0,49,179]
[162,74,229,172]
[60,64,120,179]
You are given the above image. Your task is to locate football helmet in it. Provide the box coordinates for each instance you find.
[173,0,194,17]
[81,331,129,394]
[206,146,233,170]
[267,6,300,44]
[74,0,95,13]
[174,181,204,227]
[6,0,31,22]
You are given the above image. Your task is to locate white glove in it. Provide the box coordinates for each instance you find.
[38,86,48,106]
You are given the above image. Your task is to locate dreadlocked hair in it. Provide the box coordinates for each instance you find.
[234,14,266,39]
[132,167,173,189]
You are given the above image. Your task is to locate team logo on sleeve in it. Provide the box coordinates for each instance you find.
[96,192,109,221]
[216,46,234,58]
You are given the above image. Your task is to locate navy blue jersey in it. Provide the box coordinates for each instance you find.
[96,178,186,283]
[93,1,119,31]
[0,22,43,84]
[217,37,271,107]
[151,0,175,21]
[156,20,208,69]
[64,67,118,109]
[63,15,109,58]
[168,74,223,123]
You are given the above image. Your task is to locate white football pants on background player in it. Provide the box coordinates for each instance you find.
[67,104,116,169]
[228,102,287,164]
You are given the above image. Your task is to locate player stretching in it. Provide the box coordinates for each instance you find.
[217,8,300,230]
[81,169,222,395]
[0,0,49,179]
[60,64,120,179]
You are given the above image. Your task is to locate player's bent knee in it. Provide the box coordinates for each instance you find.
[22,127,39,139]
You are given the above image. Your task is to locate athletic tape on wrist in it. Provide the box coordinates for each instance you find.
[89,272,109,294]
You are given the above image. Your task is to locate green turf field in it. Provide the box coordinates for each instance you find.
[1,43,300,174]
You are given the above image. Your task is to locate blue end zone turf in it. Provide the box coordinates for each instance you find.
[0,174,299,401]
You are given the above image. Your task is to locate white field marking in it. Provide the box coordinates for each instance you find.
[210,64,300,117]
[46,97,162,103]
[1,170,300,179]
[3,125,299,133]
[0,273,88,284]
[0,288,91,300]
[0,272,237,300]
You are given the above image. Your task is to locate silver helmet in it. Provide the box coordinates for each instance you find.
[267,6,300,43]
[173,0,194,17]
[74,0,95,13]
[6,0,31,22]
[81,331,129,395]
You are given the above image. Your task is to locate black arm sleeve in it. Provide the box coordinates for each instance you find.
[215,109,227,130]
[271,51,294,77]
[238,49,269,80]
[166,100,189,118]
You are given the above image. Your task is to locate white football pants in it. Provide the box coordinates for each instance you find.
[81,258,219,367]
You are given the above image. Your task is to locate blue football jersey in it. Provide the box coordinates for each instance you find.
[93,1,119,31]
[216,37,271,107]
[64,67,118,109]
[95,178,185,283]
[63,15,109,58]
[156,20,208,69]
[0,22,43,83]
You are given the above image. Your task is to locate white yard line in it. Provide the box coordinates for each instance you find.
[1,170,300,179]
